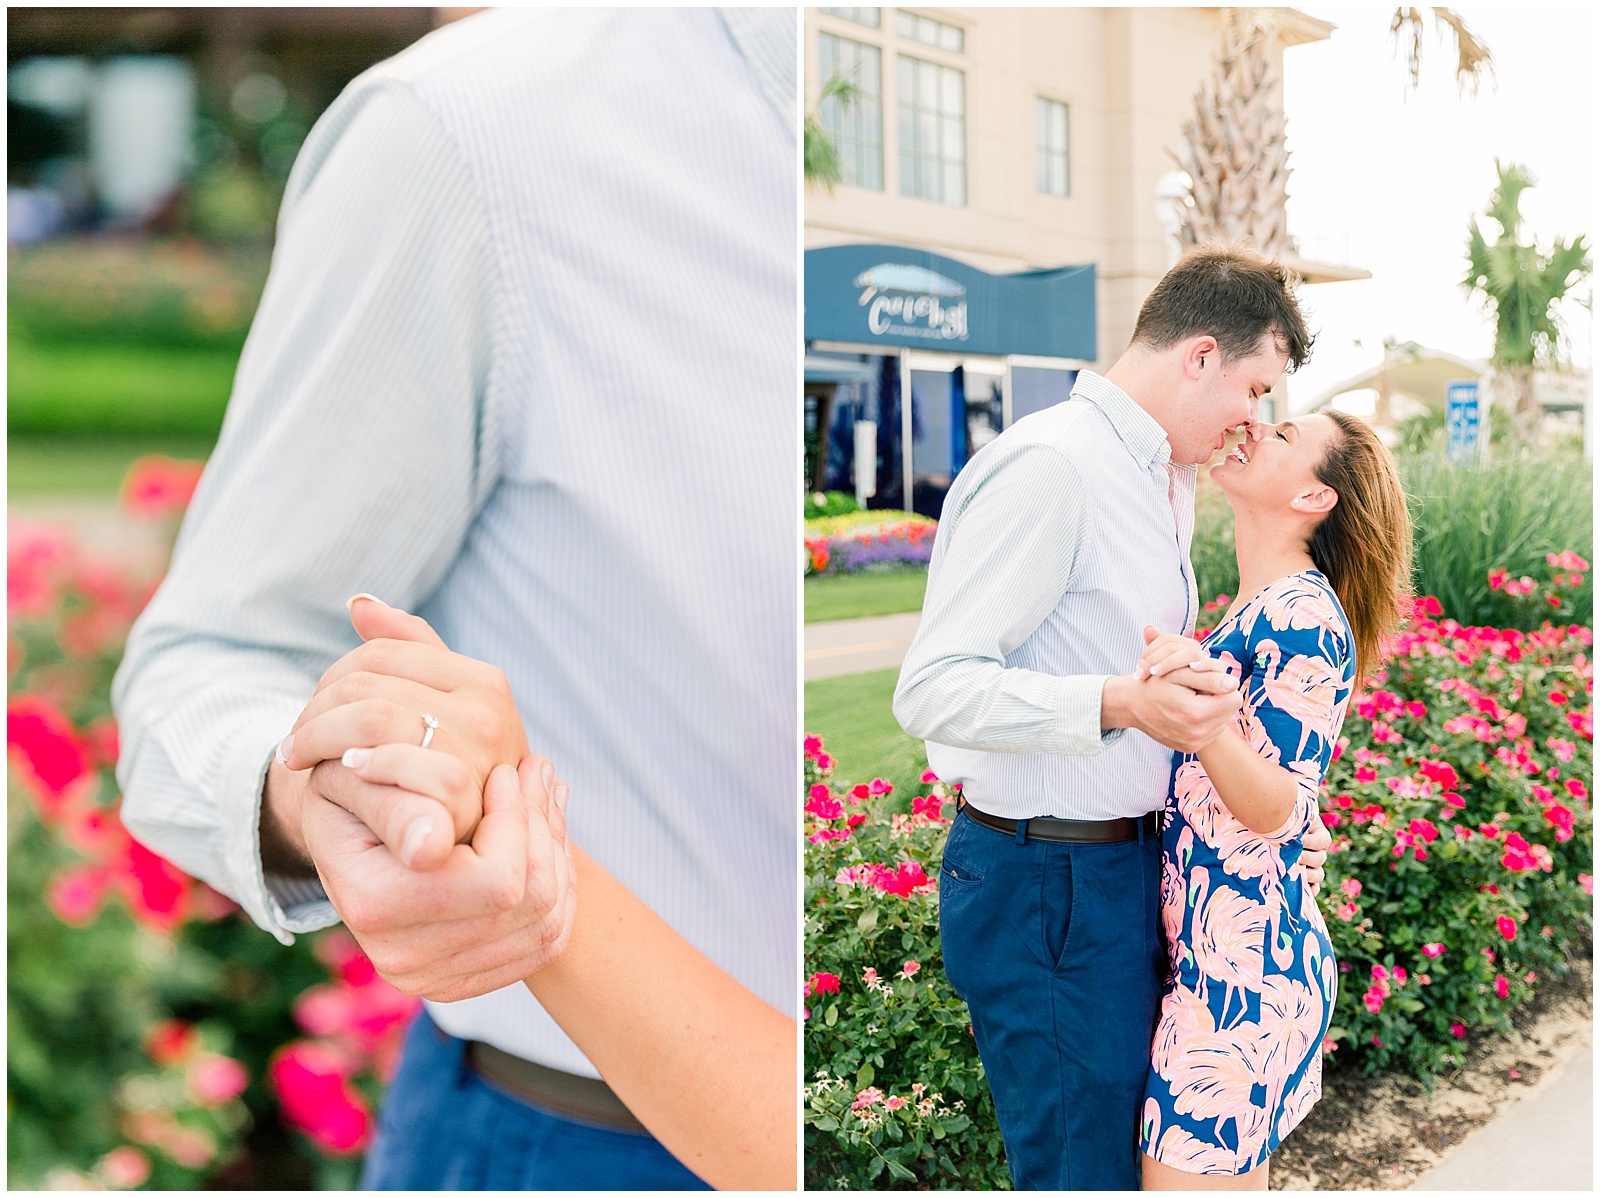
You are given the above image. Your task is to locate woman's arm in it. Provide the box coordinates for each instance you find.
[342,751,796,1189]
[506,762,795,1189]
[1193,722,1299,835]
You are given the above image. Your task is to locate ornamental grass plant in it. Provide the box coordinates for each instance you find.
[803,558,1592,1189]
[7,461,418,1189]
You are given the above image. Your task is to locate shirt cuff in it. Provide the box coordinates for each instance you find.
[218,716,340,945]
[1056,674,1125,755]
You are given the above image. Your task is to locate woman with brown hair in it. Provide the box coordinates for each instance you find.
[1133,410,1412,1189]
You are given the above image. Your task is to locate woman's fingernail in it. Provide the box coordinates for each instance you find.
[554,783,569,814]
[400,817,434,868]
[342,747,373,769]
[1150,664,1162,676]
[540,761,555,791]
[346,593,385,611]
[277,733,294,766]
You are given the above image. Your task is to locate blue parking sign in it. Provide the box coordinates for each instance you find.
[1446,381,1480,466]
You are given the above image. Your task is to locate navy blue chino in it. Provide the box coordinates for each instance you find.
[361,1011,710,1191]
[939,808,1166,1190]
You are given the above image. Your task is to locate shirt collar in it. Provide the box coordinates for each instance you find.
[718,9,796,136]
[1071,369,1173,470]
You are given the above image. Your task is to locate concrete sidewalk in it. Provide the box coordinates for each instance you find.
[1410,1042,1592,1190]
[804,612,920,681]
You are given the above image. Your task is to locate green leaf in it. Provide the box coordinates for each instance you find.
[856,1062,875,1088]
[857,907,879,936]
[825,1003,838,1026]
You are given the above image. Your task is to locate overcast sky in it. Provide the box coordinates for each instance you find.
[1279,2,1595,410]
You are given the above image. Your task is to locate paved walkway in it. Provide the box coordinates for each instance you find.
[1410,1041,1592,1191]
[804,612,920,680]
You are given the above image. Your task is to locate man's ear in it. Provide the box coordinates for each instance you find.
[1182,335,1220,380]
[1290,486,1338,516]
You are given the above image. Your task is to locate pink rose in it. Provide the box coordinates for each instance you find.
[188,1054,248,1107]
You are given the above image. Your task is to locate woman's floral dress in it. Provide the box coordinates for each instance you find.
[1139,570,1354,1175]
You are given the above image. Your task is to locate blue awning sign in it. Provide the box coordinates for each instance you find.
[806,243,1096,360]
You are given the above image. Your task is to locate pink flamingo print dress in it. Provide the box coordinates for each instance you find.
[1139,570,1353,1175]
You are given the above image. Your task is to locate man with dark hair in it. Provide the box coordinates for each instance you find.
[895,244,1329,1190]
[1130,244,1314,370]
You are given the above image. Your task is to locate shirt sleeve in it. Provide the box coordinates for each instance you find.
[892,442,1117,755]
[111,81,500,944]
[1238,580,1354,842]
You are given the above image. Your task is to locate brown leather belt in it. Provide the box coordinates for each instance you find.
[463,1040,648,1135]
[958,797,1161,843]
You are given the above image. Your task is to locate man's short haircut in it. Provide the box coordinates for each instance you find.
[1130,244,1313,371]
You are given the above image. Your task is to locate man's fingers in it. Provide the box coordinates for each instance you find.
[1303,820,1333,855]
[470,764,531,897]
[347,594,451,649]
[308,761,458,870]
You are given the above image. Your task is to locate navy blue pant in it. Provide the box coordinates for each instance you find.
[939,809,1165,1191]
[360,1010,711,1190]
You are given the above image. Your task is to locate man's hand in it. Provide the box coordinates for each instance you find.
[1102,640,1241,754]
[1300,818,1332,895]
[303,753,577,1001]
[272,596,530,869]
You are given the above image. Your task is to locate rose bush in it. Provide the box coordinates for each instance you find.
[802,743,1008,1190]
[8,460,418,1189]
[1312,555,1592,1076]
[803,555,1592,1188]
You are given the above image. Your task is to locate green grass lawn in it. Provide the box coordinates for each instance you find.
[8,435,217,496]
[805,666,929,795]
[805,567,927,623]
[8,335,238,437]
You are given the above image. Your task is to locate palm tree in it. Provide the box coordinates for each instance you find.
[1462,161,1591,426]
[1168,9,1292,258]
[804,75,860,192]
[1169,8,1494,259]
[1389,7,1494,94]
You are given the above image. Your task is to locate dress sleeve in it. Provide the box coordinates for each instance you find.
[1237,578,1355,842]
[110,82,500,943]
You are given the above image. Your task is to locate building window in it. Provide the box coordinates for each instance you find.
[818,34,884,190]
[894,10,963,53]
[898,54,965,205]
[819,6,880,28]
[1035,97,1069,197]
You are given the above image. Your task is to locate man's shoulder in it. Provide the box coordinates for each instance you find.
[355,9,560,88]
[987,397,1121,466]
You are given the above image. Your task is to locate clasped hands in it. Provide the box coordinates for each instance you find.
[1120,624,1331,889]
[263,596,575,1001]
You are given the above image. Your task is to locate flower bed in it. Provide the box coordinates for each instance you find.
[802,556,1593,1189]
[8,462,417,1189]
[805,513,938,577]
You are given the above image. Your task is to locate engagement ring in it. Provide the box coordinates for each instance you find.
[419,713,439,749]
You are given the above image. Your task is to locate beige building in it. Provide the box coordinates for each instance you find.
[803,6,1354,515]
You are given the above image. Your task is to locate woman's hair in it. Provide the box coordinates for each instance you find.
[1307,410,1413,688]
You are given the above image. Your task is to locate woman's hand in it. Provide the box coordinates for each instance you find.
[274,596,530,868]
[1135,625,1231,683]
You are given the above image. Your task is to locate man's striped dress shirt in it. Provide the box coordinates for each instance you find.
[113,7,797,1080]
[894,370,1200,821]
